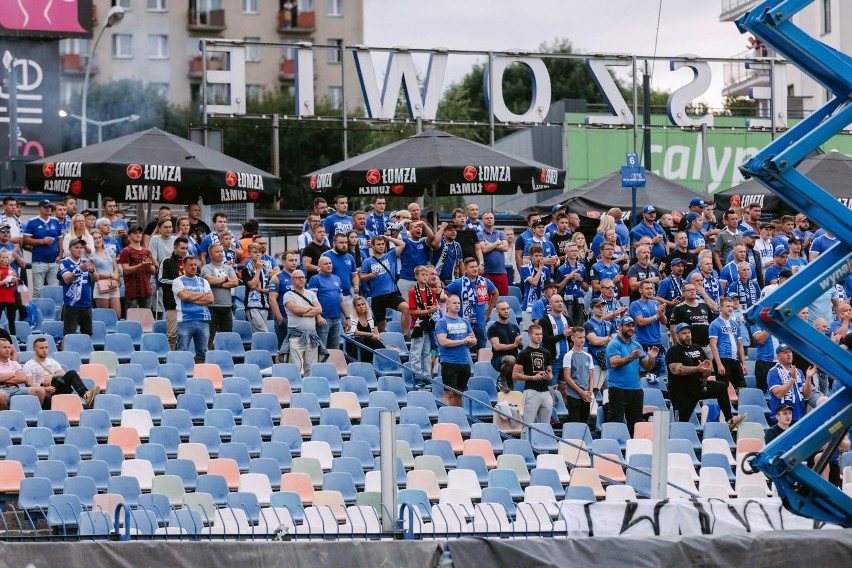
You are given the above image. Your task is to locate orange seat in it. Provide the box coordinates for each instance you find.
[126,308,155,333]
[325,349,348,377]
[406,470,440,501]
[281,408,312,438]
[281,472,315,505]
[261,377,292,406]
[194,363,224,391]
[207,458,240,490]
[432,423,464,454]
[80,363,109,390]
[0,461,26,493]
[568,467,606,498]
[736,437,765,455]
[107,426,141,457]
[51,394,84,424]
[593,454,626,484]
[633,422,654,441]
[462,438,498,469]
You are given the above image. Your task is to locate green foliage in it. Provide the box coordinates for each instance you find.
[721,96,758,117]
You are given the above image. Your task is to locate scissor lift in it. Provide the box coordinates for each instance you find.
[735,0,852,526]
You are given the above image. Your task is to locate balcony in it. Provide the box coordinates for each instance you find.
[279,58,296,81]
[187,9,226,33]
[60,53,93,75]
[188,54,227,78]
[721,47,774,98]
[277,10,315,34]
[719,0,762,22]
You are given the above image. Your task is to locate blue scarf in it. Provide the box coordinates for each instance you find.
[461,275,481,324]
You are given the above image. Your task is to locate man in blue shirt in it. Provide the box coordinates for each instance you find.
[446,257,498,352]
[308,256,349,352]
[321,233,360,320]
[198,212,240,264]
[764,245,789,285]
[435,294,476,407]
[242,243,272,334]
[767,344,818,422]
[430,223,464,283]
[322,195,353,240]
[605,316,659,436]
[172,255,214,362]
[102,197,129,243]
[365,196,390,236]
[556,242,587,324]
[589,242,622,297]
[360,235,409,335]
[479,212,509,297]
[269,250,298,351]
[584,297,617,396]
[397,220,434,299]
[727,262,761,311]
[59,238,96,337]
[630,205,668,260]
[684,212,706,255]
[23,199,62,299]
[708,296,748,391]
[630,280,667,378]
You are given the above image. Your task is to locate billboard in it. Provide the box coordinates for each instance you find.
[0,0,93,39]
[0,39,61,158]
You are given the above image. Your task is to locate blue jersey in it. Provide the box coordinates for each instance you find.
[630,222,667,259]
[687,268,721,308]
[435,315,473,364]
[719,260,756,285]
[307,272,343,318]
[785,255,807,274]
[767,364,807,421]
[589,261,620,295]
[479,229,507,275]
[523,237,557,259]
[750,323,778,362]
[656,275,683,315]
[687,231,705,251]
[810,234,837,257]
[321,250,357,296]
[605,335,646,390]
[24,216,62,263]
[322,214,353,240]
[764,264,786,285]
[530,297,552,322]
[630,299,663,345]
[172,275,211,322]
[446,276,496,328]
[558,260,586,299]
[584,317,615,361]
[58,257,93,308]
[269,271,293,312]
[431,239,463,282]
[365,212,390,236]
[709,316,741,360]
[399,237,431,280]
[361,249,398,297]
[614,221,630,247]
[520,263,551,311]
[728,279,761,309]
[109,218,129,241]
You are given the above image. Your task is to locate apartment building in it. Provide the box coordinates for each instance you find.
[720,0,849,117]
[58,0,364,110]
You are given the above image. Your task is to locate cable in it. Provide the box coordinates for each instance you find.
[651,0,664,78]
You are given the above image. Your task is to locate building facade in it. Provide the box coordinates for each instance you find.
[59,0,364,110]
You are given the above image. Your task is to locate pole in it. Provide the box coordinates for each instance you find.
[7,55,17,156]
[98,123,103,145]
[272,113,281,210]
[701,123,709,195]
[487,51,496,213]
[632,56,638,155]
[379,410,397,532]
[650,409,670,499]
[82,25,110,148]
[340,43,348,160]
[769,58,777,141]
[642,63,652,169]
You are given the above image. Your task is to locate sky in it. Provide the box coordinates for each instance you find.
[363,0,748,109]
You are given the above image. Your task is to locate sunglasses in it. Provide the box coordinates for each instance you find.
[0,230,9,234]
[601,286,615,289]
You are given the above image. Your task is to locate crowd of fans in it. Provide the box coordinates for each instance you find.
[1,193,851,479]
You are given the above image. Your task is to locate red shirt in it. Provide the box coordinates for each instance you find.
[118,246,154,299]
[0,266,16,304]
[407,285,437,331]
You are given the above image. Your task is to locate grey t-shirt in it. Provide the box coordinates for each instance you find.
[200,262,237,308]
[284,288,318,332]
[713,229,741,264]
[563,349,593,399]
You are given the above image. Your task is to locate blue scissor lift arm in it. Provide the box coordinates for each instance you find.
[736,0,852,526]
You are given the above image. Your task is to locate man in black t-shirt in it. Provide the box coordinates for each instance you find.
[662,231,697,276]
[666,323,745,430]
[513,324,554,437]
[670,281,714,354]
[301,225,331,280]
[487,301,523,373]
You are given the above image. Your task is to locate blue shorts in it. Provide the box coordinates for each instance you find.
[0,385,35,397]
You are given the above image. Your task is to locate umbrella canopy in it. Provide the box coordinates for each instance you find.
[713,150,852,214]
[302,130,564,198]
[520,170,700,218]
[26,128,280,204]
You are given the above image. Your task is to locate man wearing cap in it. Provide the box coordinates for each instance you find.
[767,344,823,422]
[656,257,685,318]
[530,278,558,323]
[59,238,97,336]
[677,197,708,231]
[764,245,790,285]
[765,404,794,444]
[785,236,808,273]
[605,316,658,435]
[670,280,715,357]
[119,226,157,310]
[522,219,559,264]
[684,212,706,255]
[584,297,617,397]
[631,205,668,261]
[544,204,564,236]
[23,199,62,298]
[713,209,741,272]
[667,322,746,430]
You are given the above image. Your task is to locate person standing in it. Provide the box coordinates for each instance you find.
[562,327,595,424]
[708,296,749,392]
[301,225,330,281]
[187,203,211,244]
[666,322,746,430]
[59,238,96,337]
[23,199,62,298]
[605,317,658,436]
[23,336,100,409]
[630,205,668,262]
[435,294,477,407]
[408,266,440,378]
[119,226,157,311]
[713,209,742,271]
[590,242,622,297]
[365,196,390,236]
[767,344,819,421]
[626,244,662,303]
[446,257,498,352]
[200,243,239,348]
[307,256,348,352]
[397,220,434,299]
[430,223,464,284]
[512,324,554,437]
[584,297,617,398]
[102,197,128,245]
[158,237,190,350]
[656,257,685,319]
[360,235,410,334]
[556,242,587,324]
[322,195,353,240]
[539,294,573,393]
[283,270,323,376]
[479,212,509,296]
[487,300,523,373]
[172,255,214,363]
[242,243,271,334]
[630,280,668,379]
[670,278,716,358]
[521,245,552,312]
[269,250,298,351]
[321,233,359,324]
[198,212,239,265]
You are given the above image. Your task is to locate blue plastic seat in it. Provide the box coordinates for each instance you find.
[564,485,597,502]
[78,511,113,536]
[10,396,41,425]
[395,423,425,455]
[19,477,54,520]
[378,332,409,359]
[311,424,344,455]
[53,351,82,373]
[465,389,494,420]
[107,475,142,507]
[92,308,118,333]
[26,334,57,354]
[669,422,702,454]
[340,375,370,405]
[590,438,623,459]
[232,319,253,345]
[115,364,146,391]
[79,409,111,440]
[47,443,81,475]
[268,491,305,522]
[529,467,564,495]
[738,388,770,415]
[37,410,70,441]
[6,444,38,475]
[373,349,403,376]
[437,406,471,436]
[62,476,97,510]
[271,425,303,456]
[130,351,161,377]
[527,422,559,453]
[600,422,632,451]
[176,393,208,423]
[189,425,222,456]
[423,439,457,468]
[347,362,378,389]
[251,332,279,354]
[249,457,283,490]
[115,320,143,348]
[349,424,380,454]
[290,392,321,421]
[406,391,439,420]
[488,468,523,500]
[341,439,375,470]
[213,332,245,363]
[34,459,69,491]
[481,486,516,517]
[323,471,357,503]
[63,334,95,362]
[319,408,352,435]
[107,377,137,407]
[205,350,235,376]
[157,363,188,393]
[470,423,504,454]
[503,438,536,468]
[222,376,253,406]
[185,378,215,406]
[702,422,736,451]
[241,408,274,439]
[138,493,172,526]
[132,394,164,423]
[148,426,181,458]
[261,441,292,471]
[93,394,124,424]
[250,393,281,423]
[87,321,105,350]
[135,442,168,474]
[701,453,736,483]
[77,460,110,492]
[309,363,341,390]
[243,352,273,374]
[468,376,498,403]
[231,426,263,457]
[302,377,332,405]
[205,407,237,437]
[359,407,385,429]
[456,454,489,485]
[164,458,198,491]
[378,375,408,404]
[739,405,771,429]
[368,390,400,417]
[104,333,134,363]
[161,408,193,439]
[472,361,498,380]
[227,491,262,524]
[196,474,230,506]
[32,297,58,320]
[166,349,196,373]
[232,364,263,391]
[398,489,431,520]
[399,406,432,436]
[91,444,125,475]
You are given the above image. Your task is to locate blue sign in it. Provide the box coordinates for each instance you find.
[625,153,639,167]
[621,165,646,188]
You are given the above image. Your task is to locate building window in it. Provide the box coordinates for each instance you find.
[282,46,295,61]
[327,86,342,109]
[243,0,259,13]
[298,0,313,11]
[147,35,169,59]
[147,0,166,10]
[113,0,132,9]
[246,85,263,101]
[206,83,230,105]
[327,39,342,64]
[327,0,341,16]
[822,0,831,34]
[60,38,89,55]
[112,34,133,58]
[245,37,261,62]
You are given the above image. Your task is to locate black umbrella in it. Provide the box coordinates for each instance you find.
[26,128,280,204]
[714,150,852,214]
[302,130,564,198]
[520,170,701,218]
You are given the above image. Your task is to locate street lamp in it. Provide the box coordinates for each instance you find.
[59,110,139,144]
[81,6,125,147]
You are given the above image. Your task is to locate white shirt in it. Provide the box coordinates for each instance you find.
[23,358,62,386]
